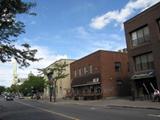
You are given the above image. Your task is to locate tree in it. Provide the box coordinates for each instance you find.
[20,75,45,97]
[10,84,19,93]
[0,0,39,67]
[5,87,12,93]
[39,62,68,102]
[0,86,5,94]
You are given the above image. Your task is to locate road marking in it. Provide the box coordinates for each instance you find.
[148,114,160,118]
[16,101,80,120]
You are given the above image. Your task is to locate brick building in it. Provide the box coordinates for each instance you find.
[124,2,160,99]
[70,50,129,100]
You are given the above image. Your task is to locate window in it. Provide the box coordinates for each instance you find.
[89,65,93,74]
[115,62,121,72]
[141,55,148,70]
[135,56,141,71]
[148,53,154,69]
[84,67,87,75]
[131,32,137,46]
[134,53,154,72]
[74,70,77,77]
[131,26,150,47]
[78,68,82,76]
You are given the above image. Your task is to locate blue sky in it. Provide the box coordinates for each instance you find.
[1,0,160,87]
[19,0,128,58]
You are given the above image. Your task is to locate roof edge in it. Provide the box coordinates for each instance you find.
[124,2,160,24]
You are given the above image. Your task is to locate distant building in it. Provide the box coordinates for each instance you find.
[124,2,160,99]
[71,50,129,100]
[118,48,128,53]
[43,59,75,99]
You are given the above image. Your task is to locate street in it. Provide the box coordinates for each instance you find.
[0,97,160,120]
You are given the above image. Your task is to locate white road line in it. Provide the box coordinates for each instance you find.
[16,101,80,120]
[148,114,160,118]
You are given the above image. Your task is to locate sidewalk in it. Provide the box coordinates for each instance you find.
[39,98,160,110]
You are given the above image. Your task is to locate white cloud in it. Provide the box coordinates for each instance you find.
[71,26,126,58]
[90,0,160,29]
[18,45,68,77]
[0,45,68,87]
[0,63,12,87]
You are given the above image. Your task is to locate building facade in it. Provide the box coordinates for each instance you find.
[43,59,75,99]
[124,2,160,99]
[71,50,129,100]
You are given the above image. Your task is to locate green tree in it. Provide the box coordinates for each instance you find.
[10,84,20,93]
[0,86,5,94]
[5,87,12,93]
[0,0,39,67]
[39,62,68,102]
[20,75,45,96]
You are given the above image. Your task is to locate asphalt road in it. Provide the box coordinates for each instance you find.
[0,97,160,120]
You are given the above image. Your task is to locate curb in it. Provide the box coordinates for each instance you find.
[106,105,160,110]
[25,99,160,110]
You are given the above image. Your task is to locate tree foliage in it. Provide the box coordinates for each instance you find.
[0,85,5,94]
[52,62,68,82]
[10,84,19,93]
[20,75,45,96]
[39,61,68,83]
[0,0,39,67]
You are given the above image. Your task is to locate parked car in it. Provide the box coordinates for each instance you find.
[5,95,14,101]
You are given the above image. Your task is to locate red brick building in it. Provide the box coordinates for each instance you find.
[124,2,160,99]
[70,50,129,100]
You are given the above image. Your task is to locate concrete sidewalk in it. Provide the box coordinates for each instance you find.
[39,98,160,110]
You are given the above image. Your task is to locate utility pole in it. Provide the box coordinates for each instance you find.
[47,72,54,102]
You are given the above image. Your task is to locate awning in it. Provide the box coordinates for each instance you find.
[131,71,155,80]
[72,82,100,88]
[71,73,101,87]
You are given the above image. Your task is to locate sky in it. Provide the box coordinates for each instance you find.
[0,0,160,87]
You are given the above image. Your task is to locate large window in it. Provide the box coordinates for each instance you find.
[131,26,150,47]
[134,53,154,72]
